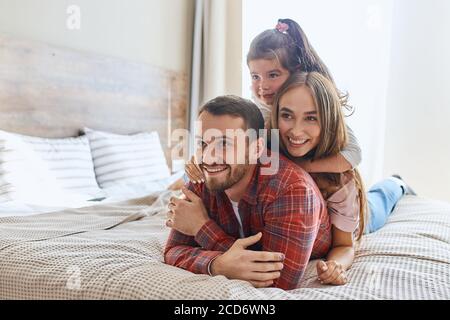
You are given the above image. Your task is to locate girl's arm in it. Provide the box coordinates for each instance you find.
[299,125,362,173]
[298,153,352,173]
[185,156,205,184]
[316,226,354,285]
[168,177,185,190]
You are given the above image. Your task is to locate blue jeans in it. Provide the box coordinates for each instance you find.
[365,178,404,234]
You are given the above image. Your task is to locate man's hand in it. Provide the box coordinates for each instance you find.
[316,260,347,285]
[211,232,284,288]
[166,187,209,236]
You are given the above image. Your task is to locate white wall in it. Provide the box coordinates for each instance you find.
[243,0,450,202]
[384,0,450,202]
[0,0,194,73]
[243,0,394,187]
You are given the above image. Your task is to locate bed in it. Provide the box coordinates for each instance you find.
[1,36,449,300]
[1,194,449,299]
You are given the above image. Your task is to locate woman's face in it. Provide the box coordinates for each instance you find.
[278,86,321,158]
[248,59,290,106]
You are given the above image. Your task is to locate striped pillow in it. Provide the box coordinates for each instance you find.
[84,128,171,188]
[0,130,103,201]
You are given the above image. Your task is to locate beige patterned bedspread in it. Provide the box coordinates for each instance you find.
[0,192,449,299]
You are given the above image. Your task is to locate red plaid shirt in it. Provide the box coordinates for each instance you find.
[164,154,331,290]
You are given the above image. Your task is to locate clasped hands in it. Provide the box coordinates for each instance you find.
[166,187,209,236]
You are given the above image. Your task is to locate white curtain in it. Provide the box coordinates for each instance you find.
[189,0,242,154]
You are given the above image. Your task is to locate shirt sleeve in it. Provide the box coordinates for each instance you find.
[328,178,360,233]
[187,182,237,252]
[164,228,223,275]
[195,219,237,251]
[163,182,236,274]
[340,125,362,168]
[262,182,323,290]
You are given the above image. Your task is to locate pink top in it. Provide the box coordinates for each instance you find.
[325,174,360,233]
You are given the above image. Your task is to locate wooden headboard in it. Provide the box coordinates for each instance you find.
[0,35,188,168]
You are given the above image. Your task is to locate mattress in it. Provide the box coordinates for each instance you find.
[0,193,449,299]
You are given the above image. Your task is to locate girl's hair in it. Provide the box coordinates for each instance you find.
[248,18,352,114]
[271,72,367,240]
[247,18,334,83]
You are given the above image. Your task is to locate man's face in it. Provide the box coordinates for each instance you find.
[195,112,251,192]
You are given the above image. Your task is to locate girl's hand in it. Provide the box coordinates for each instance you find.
[167,177,185,191]
[316,260,347,285]
[185,156,204,184]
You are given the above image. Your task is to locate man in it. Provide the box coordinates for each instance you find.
[164,95,331,290]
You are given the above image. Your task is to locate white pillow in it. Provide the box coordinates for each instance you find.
[0,130,104,202]
[101,170,185,201]
[83,128,171,188]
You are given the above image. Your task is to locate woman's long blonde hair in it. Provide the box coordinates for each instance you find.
[271,72,367,239]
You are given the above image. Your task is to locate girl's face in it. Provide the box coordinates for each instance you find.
[248,59,290,106]
[278,86,321,158]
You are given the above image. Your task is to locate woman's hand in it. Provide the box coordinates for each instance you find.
[316,260,348,285]
[185,156,204,184]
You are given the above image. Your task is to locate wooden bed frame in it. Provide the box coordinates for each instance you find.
[0,35,189,168]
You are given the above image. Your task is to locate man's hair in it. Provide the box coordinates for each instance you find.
[199,95,265,134]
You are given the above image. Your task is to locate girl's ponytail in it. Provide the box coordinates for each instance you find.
[278,18,334,84]
[279,19,353,114]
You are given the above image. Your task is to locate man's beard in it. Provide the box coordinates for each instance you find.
[204,164,249,192]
